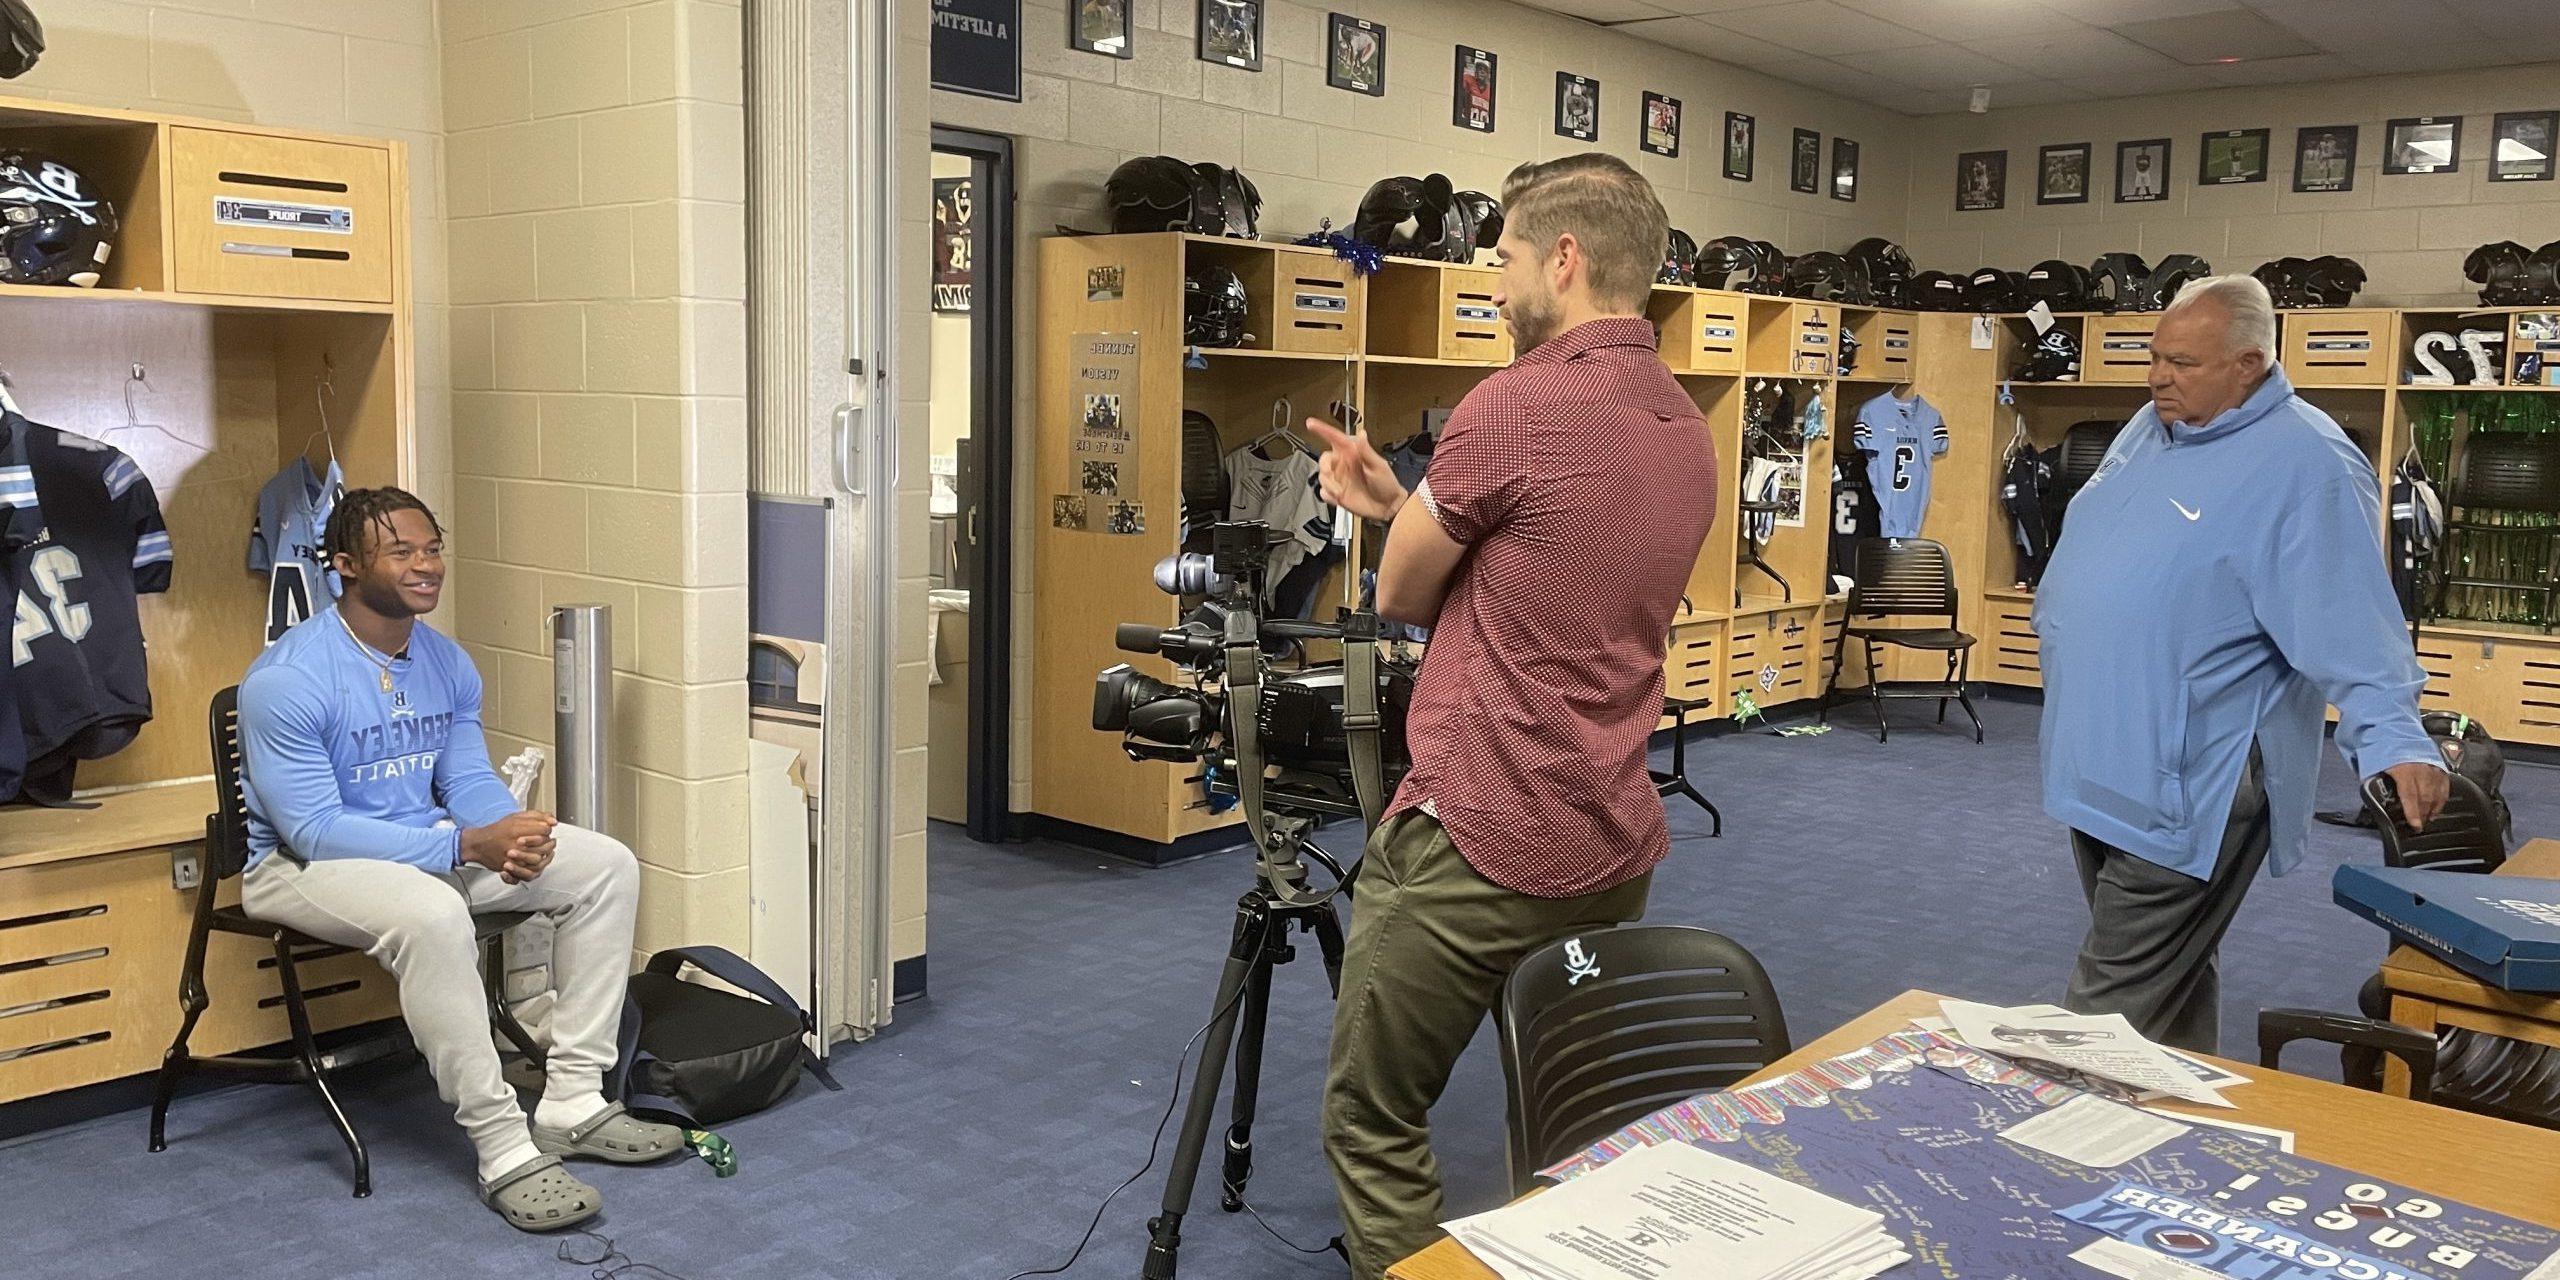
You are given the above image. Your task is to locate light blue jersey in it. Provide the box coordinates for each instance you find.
[238,609,519,871]
[247,457,342,645]
[1852,391,1949,538]
[2034,365,2438,880]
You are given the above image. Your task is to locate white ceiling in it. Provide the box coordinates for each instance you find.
[1512,0,2560,116]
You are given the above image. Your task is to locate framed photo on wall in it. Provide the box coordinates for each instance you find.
[1197,0,1262,71]
[2385,116,2461,174]
[1831,137,1858,202]
[2116,137,2169,202]
[2292,124,2357,193]
[1722,111,1754,179]
[1555,72,1598,141]
[1791,128,1820,193]
[1070,0,1133,57]
[1956,149,2005,211]
[1453,45,1496,132]
[2037,143,2089,205]
[2491,110,2557,182]
[1326,13,1385,96]
[1641,92,1681,157]
[2199,128,2269,185]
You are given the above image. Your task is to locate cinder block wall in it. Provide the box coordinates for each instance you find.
[1903,62,2560,308]
[439,0,754,958]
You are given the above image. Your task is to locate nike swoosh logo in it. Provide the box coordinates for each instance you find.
[2171,499,2201,521]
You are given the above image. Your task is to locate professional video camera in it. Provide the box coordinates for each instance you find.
[1089,518,1411,1277]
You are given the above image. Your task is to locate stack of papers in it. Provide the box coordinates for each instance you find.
[1445,1139,1909,1280]
[1930,1001,2241,1108]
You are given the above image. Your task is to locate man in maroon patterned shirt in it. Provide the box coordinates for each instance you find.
[1309,153,1717,1277]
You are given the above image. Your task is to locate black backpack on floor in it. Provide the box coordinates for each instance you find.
[2314,710,2511,841]
[610,946,840,1127]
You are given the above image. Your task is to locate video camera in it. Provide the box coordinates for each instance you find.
[1092,521,1413,899]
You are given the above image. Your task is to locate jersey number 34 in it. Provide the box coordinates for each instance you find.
[12,545,91,667]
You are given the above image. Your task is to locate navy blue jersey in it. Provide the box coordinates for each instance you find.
[0,412,43,799]
[9,417,173,802]
[1829,445,1880,583]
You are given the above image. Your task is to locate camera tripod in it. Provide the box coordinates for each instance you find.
[1140,852,1349,1280]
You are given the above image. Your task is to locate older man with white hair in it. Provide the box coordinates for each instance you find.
[2034,274,2448,1053]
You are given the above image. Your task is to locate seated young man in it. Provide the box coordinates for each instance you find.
[237,487,679,1232]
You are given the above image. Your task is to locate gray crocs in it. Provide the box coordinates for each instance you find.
[479,1153,603,1233]
[531,1101,686,1164]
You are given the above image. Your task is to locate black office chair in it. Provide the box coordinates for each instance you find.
[1653,696,1722,837]
[2055,420,2118,498]
[2361,771,2508,875]
[2437,432,2560,629]
[1818,538,1983,743]
[148,686,542,1197]
[1496,926,1790,1195]
[2257,1008,2436,1103]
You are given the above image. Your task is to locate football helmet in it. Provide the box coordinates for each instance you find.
[0,148,116,288]
[1184,263,1249,346]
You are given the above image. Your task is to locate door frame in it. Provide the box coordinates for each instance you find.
[930,125,1017,844]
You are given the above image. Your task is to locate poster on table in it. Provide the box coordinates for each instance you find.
[1068,332,1142,531]
[930,0,1022,101]
[933,176,973,313]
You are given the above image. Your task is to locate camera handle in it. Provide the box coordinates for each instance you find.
[1220,601,1327,907]
[1338,609,1388,833]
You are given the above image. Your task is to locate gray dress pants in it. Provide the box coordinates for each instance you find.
[2063,751,2270,1055]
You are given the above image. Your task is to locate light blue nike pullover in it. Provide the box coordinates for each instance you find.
[237,608,519,871]
[2034,363,2439,880]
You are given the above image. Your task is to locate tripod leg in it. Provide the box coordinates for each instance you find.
[1218,953,1277,1213]
[1308,901,1349,999]
[1145,894,1273,1280]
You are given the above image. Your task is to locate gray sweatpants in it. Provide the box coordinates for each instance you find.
[2063,753,2270,1054]
[241,824,640,1168]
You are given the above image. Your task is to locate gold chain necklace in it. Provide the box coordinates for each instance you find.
[334,607,401,693]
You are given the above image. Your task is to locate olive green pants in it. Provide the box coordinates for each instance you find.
[1321,811,1653,1279]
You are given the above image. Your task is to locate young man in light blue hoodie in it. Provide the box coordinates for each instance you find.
[2035,275,2448,1053]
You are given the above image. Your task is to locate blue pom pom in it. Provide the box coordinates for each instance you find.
[1294,229,1386,277]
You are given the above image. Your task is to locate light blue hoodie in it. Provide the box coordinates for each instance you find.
[2034,363,2439,880]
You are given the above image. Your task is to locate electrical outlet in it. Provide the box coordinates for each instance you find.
[171,846,203,891]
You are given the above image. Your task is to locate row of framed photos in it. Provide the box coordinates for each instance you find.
[1071,1,1865,199]
[1955,112,2558,211]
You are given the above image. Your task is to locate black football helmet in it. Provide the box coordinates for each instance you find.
[2251,257,2311,307]
[1966,266,2020,312]
[2526,241,2560,305]
[1353,173,1469,261]
[1184,263,1249,346]
[1188,162,1262,239]
[1742,241,1791,295]
[2466,240,2535,305]
[2020,259,2089,312]
[1838,329,1862,377]
[2302,255,2366,307]
[1695,235,1760,291]
[2015,326,2080,382]
[1783,250,1853,301]
[0,148,117,288]
[1845,238,1913,308]
[2088,252,2151,313]
[1106,155,1201,234]
[1909,270,1970,311]
[2,0,40,79]
[1452,189,1503,252]
[2142,254,2211,310]
[1659,229,1699,285]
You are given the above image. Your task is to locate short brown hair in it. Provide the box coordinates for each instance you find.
[1498,153,1669,311]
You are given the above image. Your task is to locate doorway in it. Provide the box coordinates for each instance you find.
[926,128,1016,848]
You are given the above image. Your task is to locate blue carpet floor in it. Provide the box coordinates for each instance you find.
[5,696,2551,1279]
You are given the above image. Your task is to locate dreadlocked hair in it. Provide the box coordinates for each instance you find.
[324,486,443,565]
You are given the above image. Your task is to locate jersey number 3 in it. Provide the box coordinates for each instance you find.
[12,546,91,667]
[1891,443,1917,492]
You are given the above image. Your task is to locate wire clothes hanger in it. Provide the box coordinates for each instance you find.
[104,362,251,482]
[297,362,341,473]
[1249,396,1310,459]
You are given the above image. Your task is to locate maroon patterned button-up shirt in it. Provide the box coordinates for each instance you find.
[1387,316,1718,897]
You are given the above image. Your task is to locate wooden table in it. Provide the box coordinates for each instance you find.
[2379,837,2560,1094]
[1387,988,2560,1280]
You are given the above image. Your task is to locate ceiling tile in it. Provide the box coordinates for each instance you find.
[1828,0,2088,40]
[1616,15,1805,65]
[2191,51,2363,86]
[1705,0,1938,57]
[2033,0,2249,21]
[1533,0,1682,23]
[2112,9,2320,63]
[2251,0,2475,52]
[1871,88,1960,116]
[1736,53,1905,97]
[2064,65,2223,98]
[2341,43,2522,75]
[1978,78,2097,108]
[1652,0,1811,14]
[1971,26,2189,77]
[1831,42,2033,90]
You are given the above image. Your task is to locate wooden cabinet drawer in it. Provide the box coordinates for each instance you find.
[1663,622,1724,711]
[1650,289,1745,374]
[169,127,394,303]
[2083,316,2157,384]
[1989,597,2042,688]
[1726,607,1820,705]
[2282,310,2392,386]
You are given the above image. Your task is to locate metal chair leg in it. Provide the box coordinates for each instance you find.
[1937,650,1956,724]
[275,937,370,1198]
[150,915,214,1154]
[1957,650,1985,744]
[1864,638,1887,743]
[1817,630,1845,726]
[484,936,546,1067]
